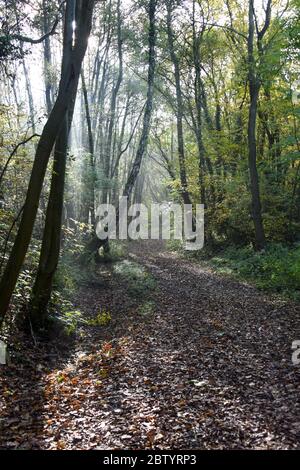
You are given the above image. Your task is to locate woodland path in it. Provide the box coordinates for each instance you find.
[0,241,300,449]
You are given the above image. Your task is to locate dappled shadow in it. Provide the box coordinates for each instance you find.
[1,240,299,449]
[0,327,77,449]
[71,244,300,448]
[123,241,300,448]
[39,240,299,449]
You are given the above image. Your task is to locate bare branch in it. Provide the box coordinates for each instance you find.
[0,134,40,187]
[111,103,146,178]
[258,0,272,40]
[3,2,64,45]
[205,23,247,41]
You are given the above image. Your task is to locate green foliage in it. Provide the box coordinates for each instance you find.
[166,238,184,253]
[87,309,112,326]
[0,209,14,237]
[51,304,113,336]
[208,177,254,246]
[98,240,127,263]
[138,300,155,317]
[9,241,41,315]
[113,260,156,297]
[14,270,34,306]
[53,258,78,295]
[56,309,83,336]
[54,234,99,295]
[210,243,300,301]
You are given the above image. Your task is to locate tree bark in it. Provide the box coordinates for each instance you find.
[0,0,95,324]
[247,0,266,250]
[81,70,96,228]
[102,0,123,204]
[42,0,54,115]
[30,116,69,327]
[29,0,79,327]
[192,0,206,206]
[123,0,157,198]
[166,0,192,207]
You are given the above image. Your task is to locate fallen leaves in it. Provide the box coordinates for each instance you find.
[1,241,300,450]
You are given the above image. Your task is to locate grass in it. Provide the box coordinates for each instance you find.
[208,243,300,301]
[98,240,127,263]
[113,260,156,297]
[138,300,156,316]
[166,239,300,301]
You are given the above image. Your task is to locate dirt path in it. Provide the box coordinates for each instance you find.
[1,241,300,449]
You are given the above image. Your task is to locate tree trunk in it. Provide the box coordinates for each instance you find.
[42,0,54,115]
[111,91,131,203]
[22,59,36,133]
[0,0,95,325]
[247,0,266,250]
[81,71,96,228]
[166,1,192,207]
[102,0,123,204]
[192,0,206,206]
[123,0,157,198]
[29,0,79,328]
[30,116,69,327]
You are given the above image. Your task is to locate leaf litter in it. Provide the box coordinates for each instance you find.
[0,241,299,449]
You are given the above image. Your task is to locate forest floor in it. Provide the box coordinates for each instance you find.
[0,240,300,450]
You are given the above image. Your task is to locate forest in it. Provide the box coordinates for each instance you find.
[0,0,300,454]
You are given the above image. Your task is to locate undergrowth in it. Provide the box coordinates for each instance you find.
[209,244,300,301]
[167,240,300,301]
[113,260,156,297]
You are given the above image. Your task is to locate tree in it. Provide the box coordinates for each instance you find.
[166,0,193,207]
[191,0,206,206]
[102,0,123,204]
[0,0,95,325]
[29,0,79,328]
[246,0,271,250]
[123,0,157,199]
[81,70,96,228]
